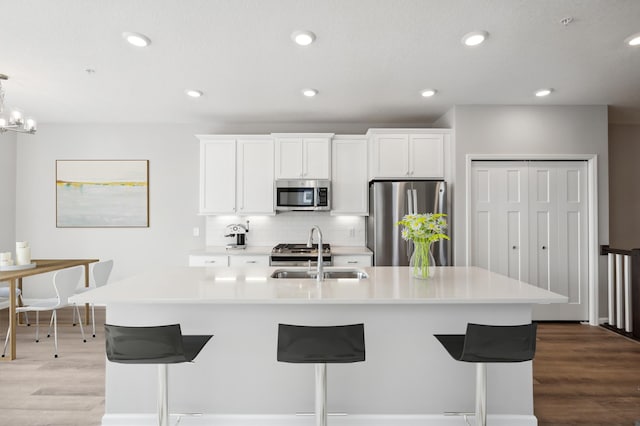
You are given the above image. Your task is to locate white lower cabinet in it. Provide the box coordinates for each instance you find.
[188,255,229,267]
[332,255,372,267]
[189,254,269,267]
[228,255,270,267]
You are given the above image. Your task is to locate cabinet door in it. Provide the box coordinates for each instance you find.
[200,140,236,214]
[275,138,304,179]
[237,139,274,214]
[303,138,331,179]
[372,134,409,178]
[332,138,368,215]
[228,255,270,267]
[189,255,229,267]
[332,255,372,267]
[409,134,444,178]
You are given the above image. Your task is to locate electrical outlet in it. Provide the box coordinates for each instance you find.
[193,227,200,237]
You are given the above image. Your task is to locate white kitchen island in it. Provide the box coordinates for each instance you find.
[72,266,566,426]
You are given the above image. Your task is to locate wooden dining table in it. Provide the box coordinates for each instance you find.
[0,259,98,360]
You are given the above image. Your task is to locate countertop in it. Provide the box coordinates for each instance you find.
[190,245,373,256]
[71,265,566,305]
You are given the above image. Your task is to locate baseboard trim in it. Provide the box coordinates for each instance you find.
[102,413,538,426]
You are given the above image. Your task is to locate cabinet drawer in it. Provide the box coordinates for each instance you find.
[229,255,270,267]
[332,255,372,267]
[189,255,229,267]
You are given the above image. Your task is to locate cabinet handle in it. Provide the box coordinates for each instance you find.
[246,260,257,264]
[205,260,216,264]
[512,246,517,250]
[347,260,358,264]
[542,245,547,250]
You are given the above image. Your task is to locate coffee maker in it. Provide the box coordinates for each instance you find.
[224,221,249,249]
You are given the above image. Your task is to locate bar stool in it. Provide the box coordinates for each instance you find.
[434,323,537,426]
[277,323,365,426]
[104,324,213,426]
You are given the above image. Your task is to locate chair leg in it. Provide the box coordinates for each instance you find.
[315,363,327,426]
[158,364,169,426]
[53,310,58,358]
[72,303,77,326]
[18,295,30,326]
[73,305,87,342]
[47,311,54,338]
[475,363,487,426]
[2,325,9,357]
[91,304,96,338]
[35,311,40,342]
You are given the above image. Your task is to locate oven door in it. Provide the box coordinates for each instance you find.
[270,255,333,266]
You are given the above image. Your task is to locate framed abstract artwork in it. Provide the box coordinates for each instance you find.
[56,160,149,228]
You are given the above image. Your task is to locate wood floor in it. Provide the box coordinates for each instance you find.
[1,311,639,425]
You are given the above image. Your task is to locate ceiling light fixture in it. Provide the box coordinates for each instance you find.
[535,88,553,97]
[420,89,437,98]
[0,74,37,134]
[461,31,489,46]
[302,88,318,97]
[291,30,316,46]
[625,32,640,46]
[122,32,151,47]
[185,89,203,98]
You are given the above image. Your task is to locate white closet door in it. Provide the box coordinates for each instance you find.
[530,162,588,321]
[471,162,529,281]
[470,160,589,321]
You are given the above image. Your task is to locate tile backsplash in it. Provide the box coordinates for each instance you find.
[206,213,366,247]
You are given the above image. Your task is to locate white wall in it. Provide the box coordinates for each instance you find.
[0,132,17,251]
[451,105,609,315]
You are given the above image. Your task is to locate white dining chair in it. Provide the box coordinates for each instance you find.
[72,259,113,337]
[2,265,87,358]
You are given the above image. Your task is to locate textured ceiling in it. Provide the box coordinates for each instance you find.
[1,0,639,125]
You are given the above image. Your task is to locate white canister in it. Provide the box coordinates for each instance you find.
[0,259,14,267]
[15,242,31,266]
[0,252,12,261]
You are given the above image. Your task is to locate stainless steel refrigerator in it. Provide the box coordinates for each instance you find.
[366,180,450,266]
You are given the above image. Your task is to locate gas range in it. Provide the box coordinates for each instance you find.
[270,243,332,266]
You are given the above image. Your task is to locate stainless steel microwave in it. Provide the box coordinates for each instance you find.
[275,180,331,211]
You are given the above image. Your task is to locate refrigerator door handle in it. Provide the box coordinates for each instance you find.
[412,189,418,214]
[407,189,414,215]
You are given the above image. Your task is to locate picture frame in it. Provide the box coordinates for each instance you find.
[56,160,149,228]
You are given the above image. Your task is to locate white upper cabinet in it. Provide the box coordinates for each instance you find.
[369,130,446,179]
[198,136,274,215]
[273,134,333,180]
[200,139,236,214]
[237,138,275,214]
[331,136,369,215]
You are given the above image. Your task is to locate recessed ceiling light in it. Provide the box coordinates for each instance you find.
[625,32,640,46]
[291,30,316,46]
[420,89,437,98]
[461,31,489,47]
[122,32,151,47]
[302,88,318,97]
[535,88,553,97]
[185,89,203,98]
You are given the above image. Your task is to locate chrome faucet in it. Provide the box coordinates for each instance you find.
[307,225,324,282]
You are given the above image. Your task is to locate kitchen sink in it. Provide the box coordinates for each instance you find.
[270,269,369,280]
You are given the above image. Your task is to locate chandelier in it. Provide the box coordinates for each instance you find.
[0,74,37,134]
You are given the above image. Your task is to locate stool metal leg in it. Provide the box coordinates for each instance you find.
[158,364,169,426]
[475,363,487,426]
[315,363,327,426]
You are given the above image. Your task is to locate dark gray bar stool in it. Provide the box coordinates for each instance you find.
[105,324,213,426]
[434,323,537,426]
[277,323,365,426]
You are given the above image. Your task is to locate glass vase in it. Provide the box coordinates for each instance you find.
[409,241,435,279]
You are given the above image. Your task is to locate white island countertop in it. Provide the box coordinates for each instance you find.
[71,266,566,305]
